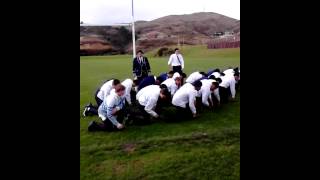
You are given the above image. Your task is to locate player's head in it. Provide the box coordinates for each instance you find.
[215,77,222,84]
[168,71,174,78]
[115,84,126,96]
[213,68,220,73]
[137,50,144,57]
[208,75,216,80]
[193,80,202,91]
[175,77,182,86]
[210,81,219,91]
[199,72,207,77]
[234,72,240,81]
[233,67,239,73]
[155,76,161,85]
[174,48,179,54]
[112,79,120,87]
[159,85,171,100]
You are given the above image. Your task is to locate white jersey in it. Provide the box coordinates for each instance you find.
[185,72,204,84]
[172,83,197,114]
[198,79,220,106]
[220,75,236,98]
[161,78,179,96]
[136,85,161,117]
[121,79,133,105]
[168,53,184,69]
[210,72,221,78]
[223,69,235,76]
[97,80,114,101]
[110,79,133,105]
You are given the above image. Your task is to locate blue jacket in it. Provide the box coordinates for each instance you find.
[157,73,168,83]
[138,76,156,91]
[133,56,151,77]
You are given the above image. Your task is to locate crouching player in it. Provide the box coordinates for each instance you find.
[88,84,127,132]
[172,80,202,119]
[198,79,220,110]
[134,85,171,124]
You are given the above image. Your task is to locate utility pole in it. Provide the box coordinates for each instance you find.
[131,0,136,58]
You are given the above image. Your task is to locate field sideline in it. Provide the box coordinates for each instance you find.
[80,46,240,179]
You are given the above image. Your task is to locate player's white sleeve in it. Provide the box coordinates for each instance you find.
[144,98,158,117]
[188,93,197,114]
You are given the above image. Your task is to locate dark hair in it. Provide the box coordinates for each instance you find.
[220,72,225,76]
[160,84,168,89]
[215,78,222,84]
[160,88,171,99]
[212,81,219,87]
[113,79,120,86]
[199,72,207,76]
[213,68,220,73]
[156,76,162,81]
[168,71,174,75]
[234,72,240,77]
[208,75,216,80]
[181,73,187,78]
[115,84,125,92]
[233,67,239,72]
[192,80,202,88]
[137,50,144,54]
[133,79,139,85]
[174,48,179,51]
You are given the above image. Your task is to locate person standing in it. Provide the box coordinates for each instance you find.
[133,50,151,84]
[168,48,184,74]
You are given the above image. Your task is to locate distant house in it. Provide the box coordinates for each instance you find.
[213,32,224,37]
[224,31,234,35]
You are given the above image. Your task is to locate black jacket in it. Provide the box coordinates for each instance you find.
[133,56,151,77]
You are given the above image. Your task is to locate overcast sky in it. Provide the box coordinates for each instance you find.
[80,0,240,25]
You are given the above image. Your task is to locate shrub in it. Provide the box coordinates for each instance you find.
[156,47,175,57]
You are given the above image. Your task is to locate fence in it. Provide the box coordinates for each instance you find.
[207,36,240,49]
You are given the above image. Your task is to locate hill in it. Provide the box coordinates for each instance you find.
[80,12,240,55]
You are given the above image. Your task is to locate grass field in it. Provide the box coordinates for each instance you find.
[80,46,240,180]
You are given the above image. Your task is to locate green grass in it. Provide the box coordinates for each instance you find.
[80,45,240,180]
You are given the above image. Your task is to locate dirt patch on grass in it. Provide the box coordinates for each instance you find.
[122,143,137,154]
[112,162,126,176]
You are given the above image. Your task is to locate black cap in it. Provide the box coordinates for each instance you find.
[137,50,144,54]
